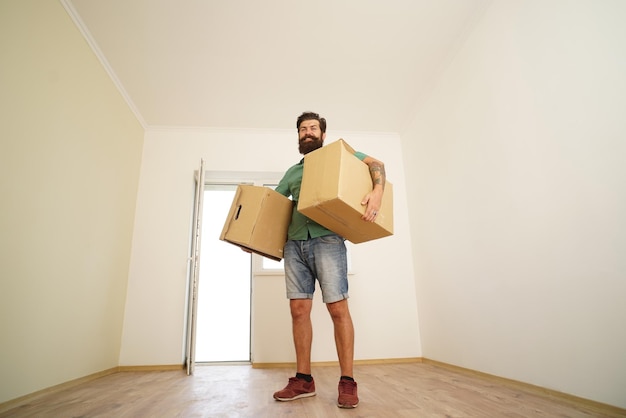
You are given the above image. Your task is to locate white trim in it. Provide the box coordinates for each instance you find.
[203,171,283,184]
[59,0,148,129]
[146,126,293,135]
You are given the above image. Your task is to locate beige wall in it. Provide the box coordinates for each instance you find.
[0,0,144,403]
[402,0,626,408]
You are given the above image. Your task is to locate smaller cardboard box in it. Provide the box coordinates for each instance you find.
[220,185,292,261]
[298,139,393,244]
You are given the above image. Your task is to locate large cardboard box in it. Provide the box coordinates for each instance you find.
[220,185,292,261]
[298,139,393,243]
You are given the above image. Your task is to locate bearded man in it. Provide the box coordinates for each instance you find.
[272,111,385,409]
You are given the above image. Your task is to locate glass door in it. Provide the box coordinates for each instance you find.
[194,184,252,362]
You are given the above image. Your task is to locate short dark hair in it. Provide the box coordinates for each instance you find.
[297,111,326,133]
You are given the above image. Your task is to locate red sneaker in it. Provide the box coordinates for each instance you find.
[338,379,359,408]
[273,377,316,401]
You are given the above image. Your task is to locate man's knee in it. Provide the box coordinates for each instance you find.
[326,299,350,320]
[290,298,312,320]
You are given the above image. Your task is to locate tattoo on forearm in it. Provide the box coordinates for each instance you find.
[370,163,386,189]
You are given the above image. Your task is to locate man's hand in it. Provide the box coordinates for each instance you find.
[361,155,386,222]
[361,186,383,222]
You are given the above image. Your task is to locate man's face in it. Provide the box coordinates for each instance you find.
[298,119,325,154]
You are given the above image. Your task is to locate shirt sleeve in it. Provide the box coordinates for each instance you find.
[275,176,290,197]
[354,151,368,161]
[274,167,292,197]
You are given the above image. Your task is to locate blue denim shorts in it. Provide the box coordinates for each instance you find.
[283,234,348,304]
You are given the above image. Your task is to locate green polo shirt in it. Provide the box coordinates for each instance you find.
[276,151,367,240]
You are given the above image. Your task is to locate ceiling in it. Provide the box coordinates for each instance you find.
[64,0,490,132]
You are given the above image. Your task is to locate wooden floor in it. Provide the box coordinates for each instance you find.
[1,362,623,417]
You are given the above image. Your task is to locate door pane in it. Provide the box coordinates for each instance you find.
[195,185,251,362]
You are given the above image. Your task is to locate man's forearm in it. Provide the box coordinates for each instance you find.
[368,161,386,190]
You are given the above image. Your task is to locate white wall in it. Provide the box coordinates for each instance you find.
[120,127,420,366]
[402,0,626,408]
[0,0,144,404]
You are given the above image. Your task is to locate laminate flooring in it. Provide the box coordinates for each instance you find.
[2,362,623,417]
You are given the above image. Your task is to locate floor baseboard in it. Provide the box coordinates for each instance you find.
[117,364,185,372]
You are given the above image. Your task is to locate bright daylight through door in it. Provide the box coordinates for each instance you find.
[195,185,251,362]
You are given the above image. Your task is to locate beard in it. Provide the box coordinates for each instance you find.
[298,135,324,155]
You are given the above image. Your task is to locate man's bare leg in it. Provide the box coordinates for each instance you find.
[273,298,316,402]
[326,299,354,377]
[290,298,313,375]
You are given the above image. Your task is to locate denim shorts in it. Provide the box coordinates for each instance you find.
[284,234,349,304]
